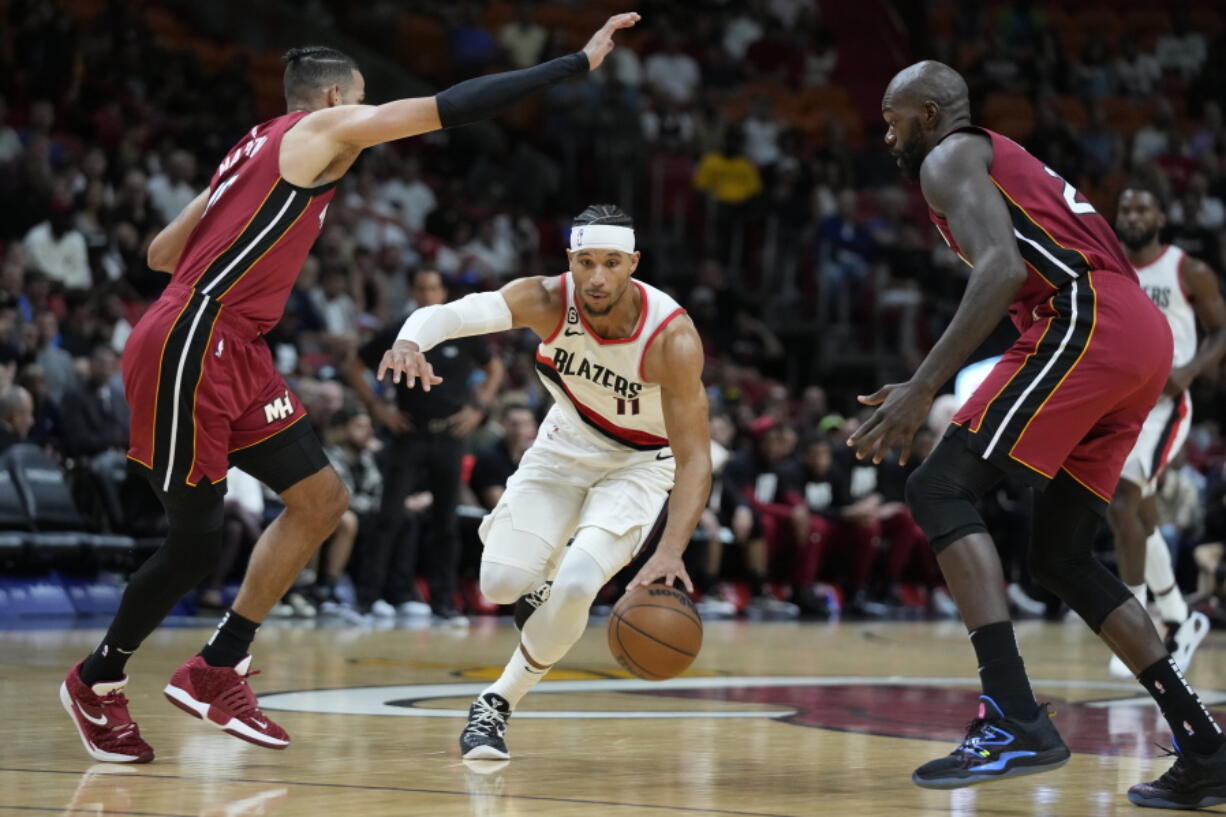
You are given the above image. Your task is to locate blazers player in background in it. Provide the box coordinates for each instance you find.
[59,13,641,764]
[377,205,711,761]
[851,61,1226,808]
[1106,184,1226,679]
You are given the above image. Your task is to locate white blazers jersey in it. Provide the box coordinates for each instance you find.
[534,273,686,451]
[1137,245,1196,367]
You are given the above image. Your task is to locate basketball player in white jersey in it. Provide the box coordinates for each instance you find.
[376,204,711,759]
[1106,184,1226,678]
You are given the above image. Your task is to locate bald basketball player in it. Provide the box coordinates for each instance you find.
[849,61,1225,808]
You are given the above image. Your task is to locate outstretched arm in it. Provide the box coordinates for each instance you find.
[627,317,712,593]
[376,275,563,388]
[295,13,637,154]
[1169,255,1226,395]
[849,132,1027,464]
[147,189,209,273]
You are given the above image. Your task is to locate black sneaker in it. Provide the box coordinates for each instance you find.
[460,692,512,760]
[513,582,552,630]
[912,696,1070,789]
[1128,740,1226,809]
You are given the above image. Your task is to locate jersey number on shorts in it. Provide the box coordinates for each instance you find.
[1043,166,1097,215]
[616,397,641,416]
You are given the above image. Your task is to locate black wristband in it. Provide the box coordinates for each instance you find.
[436,52,588,129]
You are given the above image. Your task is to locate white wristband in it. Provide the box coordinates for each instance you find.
[395,291,512,351]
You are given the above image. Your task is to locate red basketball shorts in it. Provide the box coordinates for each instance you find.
[124,284,306,494]
[950,271,1172,506]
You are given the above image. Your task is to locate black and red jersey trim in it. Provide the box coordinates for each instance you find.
[191,180,315,298]
[534,354,667,451]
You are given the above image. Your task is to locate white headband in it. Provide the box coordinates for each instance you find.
[570,224,635,253]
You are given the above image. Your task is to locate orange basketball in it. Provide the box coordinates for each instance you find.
[607,585,703,680]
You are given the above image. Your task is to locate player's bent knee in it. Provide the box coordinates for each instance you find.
[284,467,350,525]
[904,458,987,554]
[479,562,541,605]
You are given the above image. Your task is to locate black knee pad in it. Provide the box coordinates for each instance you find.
[1028,473,1132,632]
[905,437,999,553]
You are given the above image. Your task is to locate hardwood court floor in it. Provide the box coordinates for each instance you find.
[3,616,1225,817]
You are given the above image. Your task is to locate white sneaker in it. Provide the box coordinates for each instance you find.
[269,600,294,618]
[1167,611,1211,673]
[1007,583,1046,617]
[930,587,959,619]
[695,596,737,618]
[1108,653,1133,679]
[747,596,799,619]
[369,599,396,618]
[286,592,316,618]
[397,601,433,617]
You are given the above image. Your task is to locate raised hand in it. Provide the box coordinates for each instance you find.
[582,12,641,71]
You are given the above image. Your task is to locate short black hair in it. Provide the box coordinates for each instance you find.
[1118,179,1169,213]
[500,403,534,422]
[574,204,633,228]
[283,46,358,105]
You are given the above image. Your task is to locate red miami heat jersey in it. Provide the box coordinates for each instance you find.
[172,112,336,333]
[929,127,1136,332]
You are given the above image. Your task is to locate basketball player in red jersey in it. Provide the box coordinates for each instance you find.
[59,13,641,764]
[850,61,1225,807]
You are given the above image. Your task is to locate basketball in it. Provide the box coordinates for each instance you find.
[607,585,703,680]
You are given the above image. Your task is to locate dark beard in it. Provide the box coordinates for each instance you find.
[1118,225,1159,251]
[893,142,927,181]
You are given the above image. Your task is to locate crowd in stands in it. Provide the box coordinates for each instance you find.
[1,0,1225,623]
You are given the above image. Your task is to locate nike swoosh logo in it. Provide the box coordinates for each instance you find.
[76,701,108,727]
[656,452,674,460]
[564,329,584,336]
[970,750,1037,772]
[252,718,268,729]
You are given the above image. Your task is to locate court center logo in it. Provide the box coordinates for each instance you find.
[258,670,1226,755]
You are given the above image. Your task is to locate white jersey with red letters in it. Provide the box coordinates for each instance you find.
[533,272,685,451]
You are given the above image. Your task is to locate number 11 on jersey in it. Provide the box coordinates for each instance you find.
[616,397,640,416]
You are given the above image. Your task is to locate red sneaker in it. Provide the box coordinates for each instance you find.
[59,661,154,763]
[163,655,289,749]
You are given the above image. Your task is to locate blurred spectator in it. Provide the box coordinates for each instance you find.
[1114,37,1161,97]
[146,149,198,224]
[0,384,33,452]
[1132,100,1176,166]
[200,467,264,611]
[1170,173,1226,232]
[742,96,783,169]
[1078,103,1123,180]
[1155,9,1207,79]
[724,2,766,61]
[644,30,701,106]
[31,311,77,401]
[818,188,877,324]
[346,269,504,623]
[379,156,436,232]
[0,95,21,164]
[1072,36,1114,100]
[16,363,63,449]
[59,344,128,459]
[462,220,517,282]
[23,197,90,289]
[311,265,359,337]
[449,3,497,74]
[311,407,380,615]
[499,2,548,69]
[470,403,537,510]
[786,434,884,617]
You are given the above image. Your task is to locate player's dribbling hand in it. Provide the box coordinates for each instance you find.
[847,380,933,466]
[377,339,444,391]
[626,551,694,594]
[582,12,641,71]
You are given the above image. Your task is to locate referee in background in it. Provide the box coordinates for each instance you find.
[346,268,503,624]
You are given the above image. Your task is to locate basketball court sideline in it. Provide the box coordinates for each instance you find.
[5,617,1224,816]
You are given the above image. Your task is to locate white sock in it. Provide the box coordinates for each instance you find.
[485,645,548,709]
[1127,583,1147,607]
[1147,529,1189,622]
